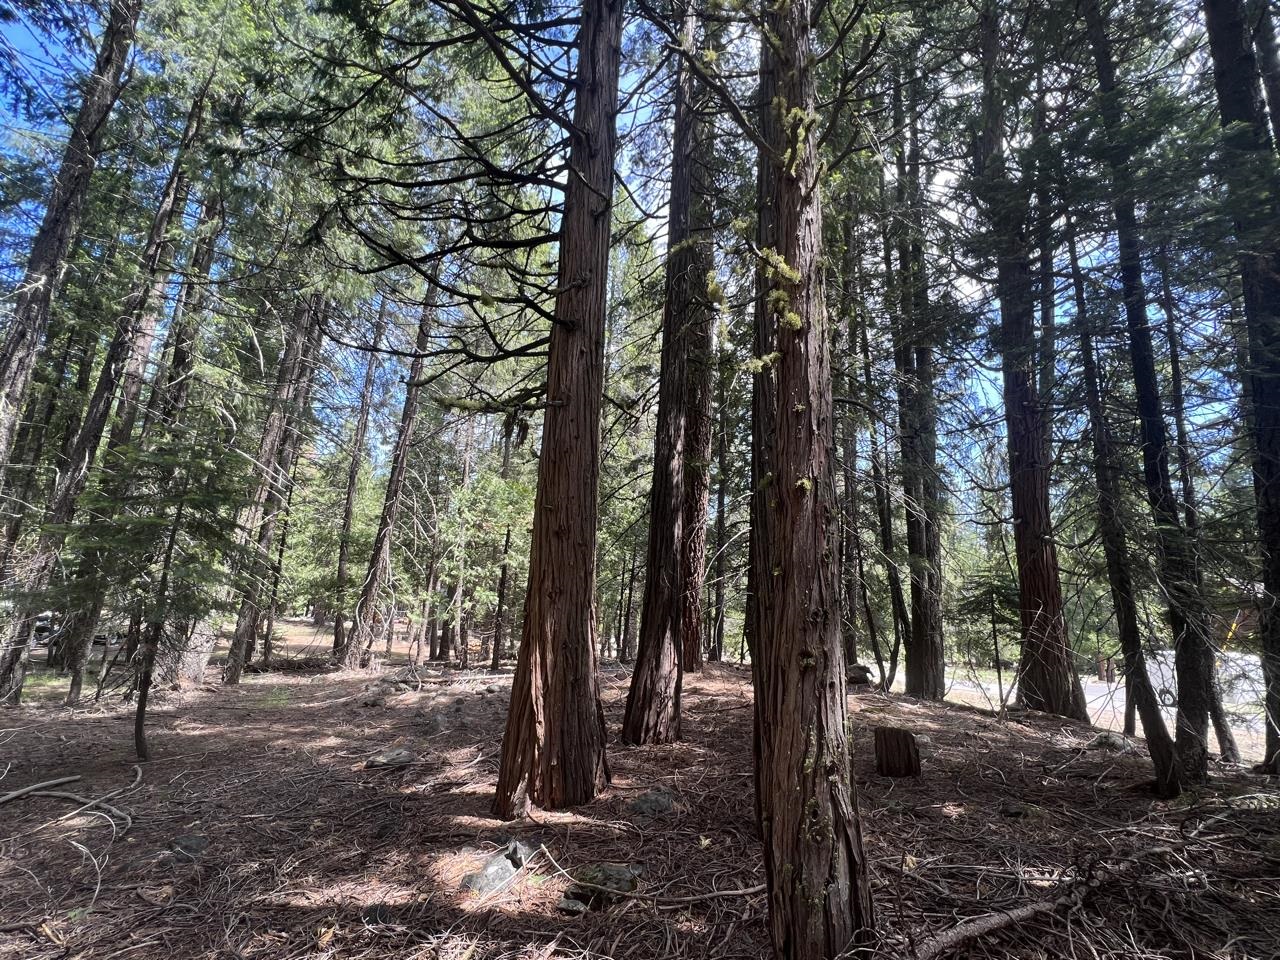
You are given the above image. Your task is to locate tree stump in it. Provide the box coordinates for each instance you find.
[873,726,921,777]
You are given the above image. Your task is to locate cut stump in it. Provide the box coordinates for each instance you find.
[874,726,921,777]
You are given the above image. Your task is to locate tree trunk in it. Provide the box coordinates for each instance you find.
[491,0,620,817]
[748,0,875,949]
[0,0,142,474]
[975,1,1088,723]
[1068,221,1181,798]
[59,102,203,703]
[712,347,729,664]
[0,99,195,704]
[899,90,944,700]
[621,540,639,662]
[345,303,434,666]
[334,305,385,656]
[1248,0,1280,147]
[225,302,320,683]
[1201,0,1280,773]
[1083,0,1224,776]
[624,5,711,742]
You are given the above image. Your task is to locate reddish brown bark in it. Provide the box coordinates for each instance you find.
[492,0,621,816]
[747,0,875,950]
[624,4,712,741]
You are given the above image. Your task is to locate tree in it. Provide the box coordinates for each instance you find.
[973,0,1088,722]
[492,0,623,817]
[1067,216,1181,797]
[343,305,434,667]
[0,0,142,474]
[747,0,875,949]
[333,306,384,656]
[1200,0,1280,772]
[1080,0,1229,779]
[623,0,713,743]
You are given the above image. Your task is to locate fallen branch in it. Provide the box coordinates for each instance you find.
[0,775,82,805]
[1,766,142,837]
[912,896,1077,960]
[24,790,134,834]
[538,846,765,906]
[909,841,1194,959]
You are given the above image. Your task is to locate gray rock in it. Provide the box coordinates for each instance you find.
[1085,732,1134,753]
[418,712,446,736]
[486,684,500,694]
[556,862,642,913]
[171,834,209,861]
[462,840,538,895]
[627,789,676,819]
[365,747,417,769]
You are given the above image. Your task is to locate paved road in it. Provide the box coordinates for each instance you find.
[940,668,1268,761]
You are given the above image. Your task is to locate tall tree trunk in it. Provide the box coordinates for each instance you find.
[334,306,385,656]
[624,4,711,741]
[1083,0,1227,776]
[679,70,715,673]
[1155,248,1241,762]
[1248,0,1280,147]
[621,538,639,662]
[491,415,517,670]
[863,304,909,687]
[224,301,320,683]
[0,0,142,474]
[58,100,203,702]
[711,349,728,664]
[491,0,620,816]
[899,88,944,700]
[1201,0,1280,772]
[748,0,875,950]
[0,108,196,703]
[974,2,1087,722]
[1068,222,1182,798]
[344,305,435,666]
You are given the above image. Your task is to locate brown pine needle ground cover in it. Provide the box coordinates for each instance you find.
[2,660,1278,960]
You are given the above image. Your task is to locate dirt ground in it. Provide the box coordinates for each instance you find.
[2,631,1279,960]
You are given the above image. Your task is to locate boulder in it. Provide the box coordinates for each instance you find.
[462,839,538,895]
[557,862,642,913]
[1085,732,1135,753]
[365,747,417,769]
[626,789,676,819]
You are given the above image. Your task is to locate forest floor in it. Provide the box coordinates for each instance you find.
[2,626,1279,960]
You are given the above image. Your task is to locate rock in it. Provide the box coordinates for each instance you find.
[1085,732,1134,753]
[170,834,209,861]
[365,747,417,769]
[417,712,446,736]
[486,684,500,694]
[998,800,1040,819]
[462,840,538,895]
[626,789,676,819]
[847,663,875,685]
[557,862,642,913]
